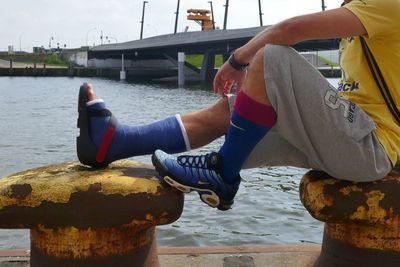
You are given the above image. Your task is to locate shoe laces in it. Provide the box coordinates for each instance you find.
[177,152,219,170]
[176,152,223,183]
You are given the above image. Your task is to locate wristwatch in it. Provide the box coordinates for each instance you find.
[228,52,249,71]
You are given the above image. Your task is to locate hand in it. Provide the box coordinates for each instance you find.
[213,61,246,97]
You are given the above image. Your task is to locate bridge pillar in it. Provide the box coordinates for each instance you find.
[200,50,215,82]
[120,53,126,80]
[9,59,13,76]
[178,52,185,86]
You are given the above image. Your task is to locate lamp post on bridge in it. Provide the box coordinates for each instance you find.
[208,1,215,30]
[140,1,148,40]
[19,32,24,52]
[258,0,263,26]
[223,0,229,30]
[174,0,180,34]
[48,36,54,51]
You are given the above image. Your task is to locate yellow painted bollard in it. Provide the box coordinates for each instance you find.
[300,169,400,267]
[0,161,184,267]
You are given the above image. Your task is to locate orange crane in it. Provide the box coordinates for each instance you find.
[187,9,214,31]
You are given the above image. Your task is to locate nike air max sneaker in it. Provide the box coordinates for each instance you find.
[152,149,240,211]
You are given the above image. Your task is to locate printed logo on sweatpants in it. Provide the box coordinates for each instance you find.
[324,89,356,123]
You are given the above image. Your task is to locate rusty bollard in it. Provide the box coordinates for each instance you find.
[300,169,400,267]
[0,161,184,267]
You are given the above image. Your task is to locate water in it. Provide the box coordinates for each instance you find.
[0,76,339,249]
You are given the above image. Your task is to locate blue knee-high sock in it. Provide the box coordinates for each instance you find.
[89,101,189,162]
[219,91,277,184]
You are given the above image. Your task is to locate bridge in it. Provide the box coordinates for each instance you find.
[88,26,339,82]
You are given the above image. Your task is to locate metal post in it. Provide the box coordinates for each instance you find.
[178,52,185,86]
[174,0,180,34]
[223,0,229,30]
[0,161,184,267]
[140,1,148,40]
[208,1,215,30]
[258,0,263,26]
[19,32,24,52]
[321,0,326,11]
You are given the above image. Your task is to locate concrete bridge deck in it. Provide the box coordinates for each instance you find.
[88,27,339,81]
[90,26,338,59]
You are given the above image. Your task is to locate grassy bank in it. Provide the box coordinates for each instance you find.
[0,53,67,67]
[186,54,224,68]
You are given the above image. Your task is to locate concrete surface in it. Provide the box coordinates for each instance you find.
[0,245,320,267]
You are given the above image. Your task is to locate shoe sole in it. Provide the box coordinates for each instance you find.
[163,176,220,208]
[76,84,108,169]
[152,154,232,211]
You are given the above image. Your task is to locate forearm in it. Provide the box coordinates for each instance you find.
[235,18,303,64]
[234,7,366,65]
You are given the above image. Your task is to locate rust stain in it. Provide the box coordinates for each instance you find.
[325,222,400,252]
[9,184,32,200]
[31,225,155,259]
[0,161,184,229]
[0,161,163,209]
[300,174,336,220]
[339,185,362,196]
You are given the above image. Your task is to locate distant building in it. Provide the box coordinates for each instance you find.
[60,47,89,67]
[33,46,46,54]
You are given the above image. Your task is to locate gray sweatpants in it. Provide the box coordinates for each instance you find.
[234,45,391,182]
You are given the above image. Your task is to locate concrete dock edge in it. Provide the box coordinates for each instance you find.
[0,245,321,267]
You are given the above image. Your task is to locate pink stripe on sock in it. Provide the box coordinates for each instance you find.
[233,90,277,128]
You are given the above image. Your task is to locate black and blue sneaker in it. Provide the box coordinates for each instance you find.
[152,149,241,211]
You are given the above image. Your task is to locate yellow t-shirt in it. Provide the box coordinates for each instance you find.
[340,0,400,166]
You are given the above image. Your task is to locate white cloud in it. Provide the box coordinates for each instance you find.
[1,0,343,52]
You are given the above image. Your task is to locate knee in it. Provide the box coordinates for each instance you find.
[243,47,265,89]
[248,48,264,74]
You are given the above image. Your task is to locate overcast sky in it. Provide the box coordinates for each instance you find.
[1,0,343,52]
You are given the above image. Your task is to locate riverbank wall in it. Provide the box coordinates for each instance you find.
[0,67,341,79]
[0,67,117,78]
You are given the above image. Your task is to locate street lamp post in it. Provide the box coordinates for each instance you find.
[49,36,54,50]
[140,1,148,40]
[86,27,97,47]
[258,0,263,26]
[174,0,180,34]
[321,0,326,11]
[19,32,24,52]
[223,0,229,30]
[208,1,215,30]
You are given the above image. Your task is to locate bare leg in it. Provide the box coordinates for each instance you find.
[182,98,230,149]
[242,48,270,105]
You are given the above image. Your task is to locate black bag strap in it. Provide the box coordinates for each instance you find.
[360,36,400,124]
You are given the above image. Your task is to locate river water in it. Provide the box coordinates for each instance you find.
[0,76,339,249]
